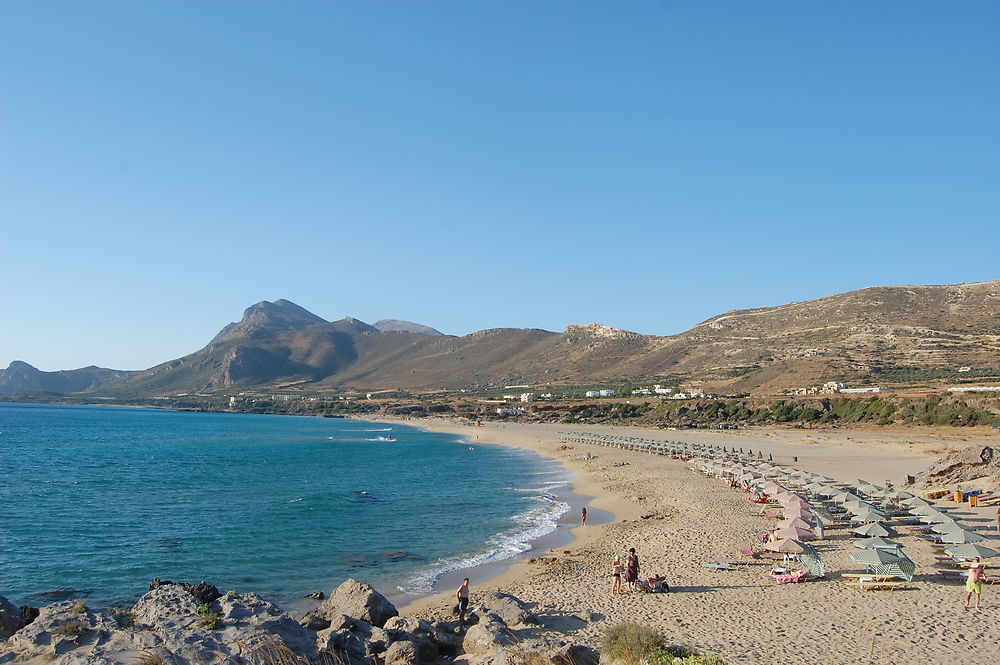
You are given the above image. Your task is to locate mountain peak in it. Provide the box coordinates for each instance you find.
[373,319,444,336]
[211,300,328,344]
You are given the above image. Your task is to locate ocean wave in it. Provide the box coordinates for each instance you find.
[397,496,569,594]
[365,428,393,432]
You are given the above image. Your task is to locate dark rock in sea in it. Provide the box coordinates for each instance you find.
[300,578,398,630]
[0,595,20,640]
[304,591,325,600]
[378,550,423,562]
[147,578,221,604]
[18,605,40,632]
[33,587,86,600]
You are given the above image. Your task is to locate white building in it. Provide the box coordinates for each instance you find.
[653,385,673,395]
[520,393,536,402]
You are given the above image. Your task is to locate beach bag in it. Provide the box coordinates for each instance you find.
[651,580,669,593]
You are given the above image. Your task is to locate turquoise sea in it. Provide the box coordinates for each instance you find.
[0,403,570,609]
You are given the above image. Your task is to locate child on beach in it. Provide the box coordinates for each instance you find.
[611,556,623,595]
[964,558,989,611]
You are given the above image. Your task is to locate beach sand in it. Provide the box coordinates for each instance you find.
[392,420,1000,665]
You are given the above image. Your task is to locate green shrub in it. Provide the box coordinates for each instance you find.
[602,622,665,665]
[196,602,222,630]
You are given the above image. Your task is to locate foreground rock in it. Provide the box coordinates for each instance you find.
[0,581,591,665]
[300,578,398,630]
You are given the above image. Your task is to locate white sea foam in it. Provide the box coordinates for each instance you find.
[398,494,570,594]
[365,428,393,432]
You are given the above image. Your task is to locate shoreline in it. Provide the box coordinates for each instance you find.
[378,418,999,664]
[359,417,634,614]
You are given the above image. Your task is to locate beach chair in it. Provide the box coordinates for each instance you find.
[738,542,759,559]
[768,569,809,584]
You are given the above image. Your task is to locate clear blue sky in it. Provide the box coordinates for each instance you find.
[2,0,998,371]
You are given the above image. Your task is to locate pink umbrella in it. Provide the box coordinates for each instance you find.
[781,516,815,529]
[773,526,814,541]
[764,538,809,554]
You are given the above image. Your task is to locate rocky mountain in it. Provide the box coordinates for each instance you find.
[4,281,998,396]
[0,361,136,395]
[373,319,444,336]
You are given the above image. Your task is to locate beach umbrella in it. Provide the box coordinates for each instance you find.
[774,526,814,541]
[918,511,953,524]
[764,538,809,554]
[831,491,857,504]
[851,523,891,538]
[799,548,825,578]
[853,536,903,551]
[929,520,963,534]
[902,496,929,508]
[908,503,941,515]
[782,516,815,529]
[851,548,908,566]
[937,530,987,545]
[944,543,1000,560]
[783,504,813,518]
[814,486,840,498]
[852,508,888,522]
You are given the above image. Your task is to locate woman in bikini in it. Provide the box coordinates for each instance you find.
[611,555,623,595]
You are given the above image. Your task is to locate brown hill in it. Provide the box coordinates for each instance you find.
[5,281,998,396]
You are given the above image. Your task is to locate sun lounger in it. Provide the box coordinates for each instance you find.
[703,562,735,570]
[936,569,968,582]
[717,559,766,566]
[847,578,907,591]
[768,569,809,584]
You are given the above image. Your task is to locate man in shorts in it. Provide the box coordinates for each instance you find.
[964,558,989,610]
[456,578,471,622]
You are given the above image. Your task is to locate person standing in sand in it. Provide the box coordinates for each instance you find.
[964,558,989,610]
[625,548,640,593]
[611,555,623,595]
[581,507,587,526]
[456,578,471,622]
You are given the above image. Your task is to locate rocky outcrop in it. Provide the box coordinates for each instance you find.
[1,581,589,665]
[300,578,398,629]
[916,445,1000,491]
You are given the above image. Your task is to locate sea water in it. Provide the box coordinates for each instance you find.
[0,403,570,608]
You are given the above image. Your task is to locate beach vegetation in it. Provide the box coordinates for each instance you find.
[195,602,222,630]
[71,599,88,614]
[110,607,136,628]
[52,619,88,638]
[602,623,727,665]
[135,650,170,665]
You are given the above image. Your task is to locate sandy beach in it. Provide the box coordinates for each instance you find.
[391,420,1000,665]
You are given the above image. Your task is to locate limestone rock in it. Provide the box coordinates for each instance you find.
[383,615,427,637]
[384,639,419,665]
[462,614,516,656]
[300,579,398,629]
[479,592,538,627]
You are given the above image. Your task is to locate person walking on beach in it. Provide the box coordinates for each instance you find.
[581,507,588,527]
[625,548,640,593]
[964,558,989,611]
[456,578,471,622]
[611,555,623,595]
